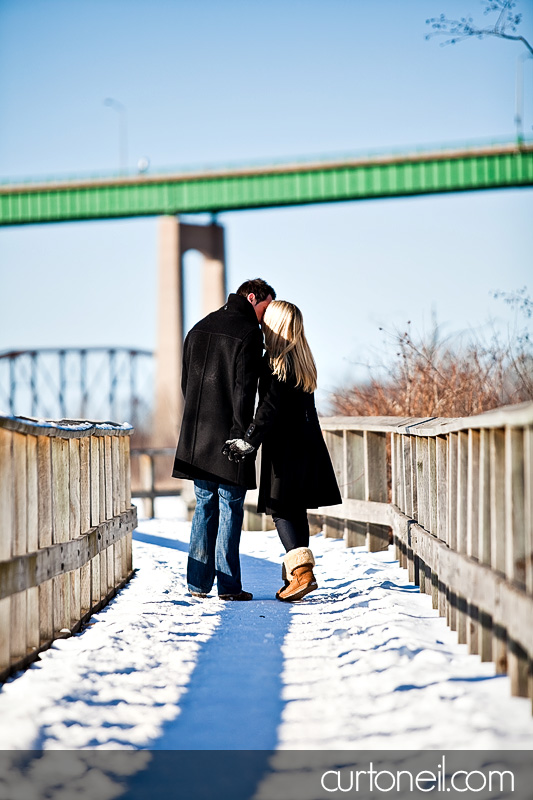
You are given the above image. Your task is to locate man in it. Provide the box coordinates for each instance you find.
[172,278,276,600]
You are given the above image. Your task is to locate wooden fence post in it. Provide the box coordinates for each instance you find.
[0,417,136,682]
[139,453,155,520]
[69,438,81,629]
[52,437,70,636]
[505,426,528,697]
[0,429,13,673]
[466,429,480,655]
[26,434,39,653]
[79,436,91,617]
[490,428,507,673]
[12,433,28,661]
[37,435,53,645]
[478,428,493,662]
[364,431,388,552]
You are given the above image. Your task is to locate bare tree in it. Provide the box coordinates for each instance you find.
[426,0,533,55]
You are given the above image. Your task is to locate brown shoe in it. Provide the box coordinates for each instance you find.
[276,547,317,602]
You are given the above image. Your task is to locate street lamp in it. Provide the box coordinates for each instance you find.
[104,97,128,174]
[515,53,533,145]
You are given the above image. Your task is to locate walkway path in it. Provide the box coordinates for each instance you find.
[1,499,533,752]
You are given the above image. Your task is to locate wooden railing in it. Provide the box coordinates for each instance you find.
[130,447,182,519]
[0,415,137,681]
[310,402,533,711]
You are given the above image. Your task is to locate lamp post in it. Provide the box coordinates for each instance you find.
[104,97,128,174]
[515,53,533,146]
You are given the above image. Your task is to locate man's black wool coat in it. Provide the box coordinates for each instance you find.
[172,293,263,488]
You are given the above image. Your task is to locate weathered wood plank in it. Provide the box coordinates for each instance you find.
[410,436,418,520]
[52,438,69,545]
[324,517,344,540]
[37,436,52,548]
[436,435,447,543]
[125,531,133,573]
[345,519,367,548]
[0,598,10,672]
[80,561,91,615]
[456,431,468,555]
[112,435,121,517]
[39,580,53,644]
[505,426,526,588]
[0,507,138,599]
[490,428,506,573]
[416,437,427,529]
[100,548,108,599]
[428,437,437,535]
[478,428,491,566]
[467,430,480,560]
[391,433,398,507]
[402,435,412,517]
[27,586,39,651]
[69,439,81,541]
[0,417,136,682]
[364,431,387,503]
[447,433,458,552]
[105,436,113,521]
[524,426,533,595]
[26,436,38,554]
[91,554,101,606]
[390,507,533,656]
[79,437,91,534]
[345,430,365,501]
[90,437,100,527]
[100,437,107,523]
[13,432,28,557]
[124,436,132,510]
[119,438,127,513]
[367,523,390,554]
[70,571,81,628]
[10,591,27,660]
[139,453,154,519]
[0,428,13,562]
[53,573,70,636]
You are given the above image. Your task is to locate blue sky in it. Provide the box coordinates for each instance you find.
[1,0,532,410]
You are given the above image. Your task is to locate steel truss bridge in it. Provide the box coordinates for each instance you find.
[1,140,532,225]
[0,348,153,432]
[1,138,531,443]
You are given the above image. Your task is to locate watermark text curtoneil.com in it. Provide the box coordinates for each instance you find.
[321,757,514,794]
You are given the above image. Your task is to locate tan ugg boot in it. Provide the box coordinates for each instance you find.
[276,547,317,602]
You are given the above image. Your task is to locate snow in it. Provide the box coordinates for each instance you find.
[1,496,533,752]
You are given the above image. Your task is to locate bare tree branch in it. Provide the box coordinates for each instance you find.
[426,0,533,55]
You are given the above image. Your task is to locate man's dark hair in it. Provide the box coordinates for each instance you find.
[236,278,276,303]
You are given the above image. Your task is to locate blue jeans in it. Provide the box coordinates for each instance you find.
[187,479,247,595]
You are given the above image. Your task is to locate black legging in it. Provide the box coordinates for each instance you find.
[272,509,310,552]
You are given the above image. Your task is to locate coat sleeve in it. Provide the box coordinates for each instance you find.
[243,363,288,449]
[181,333,190,397]
[228,328,263,440]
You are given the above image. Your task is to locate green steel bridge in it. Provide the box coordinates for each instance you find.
[1,139,532,225]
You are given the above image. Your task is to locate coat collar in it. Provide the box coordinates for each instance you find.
[225,293,259,325]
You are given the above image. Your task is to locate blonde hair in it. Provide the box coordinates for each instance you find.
[262,300,317,393]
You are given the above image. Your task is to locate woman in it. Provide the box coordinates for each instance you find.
[241,300,342,601]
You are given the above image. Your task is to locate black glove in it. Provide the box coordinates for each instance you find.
[222,438,256,462]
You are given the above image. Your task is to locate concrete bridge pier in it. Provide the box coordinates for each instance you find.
[153,217,226,451]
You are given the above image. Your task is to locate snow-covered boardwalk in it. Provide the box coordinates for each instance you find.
[1,499,533,751]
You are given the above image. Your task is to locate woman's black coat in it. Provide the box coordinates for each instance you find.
[172,293,263,488]
[244,357,342,514]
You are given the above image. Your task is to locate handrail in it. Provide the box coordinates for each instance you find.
[310,401,533,712]
[0,414,137,681]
